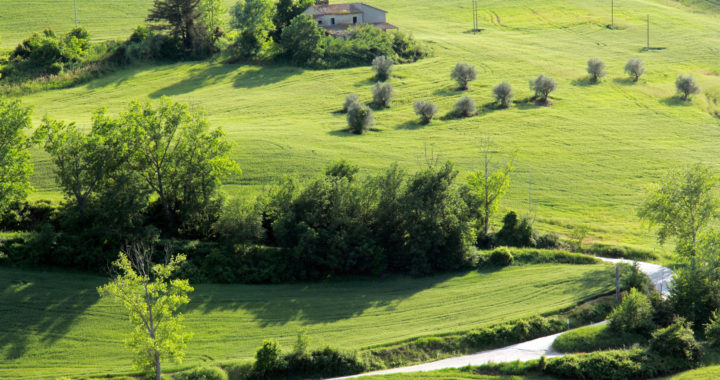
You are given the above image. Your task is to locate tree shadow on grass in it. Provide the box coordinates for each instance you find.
[396,120,427,130]
[233,65,303,89]
[148,63,238,98]
[434,86,463,97]
[557,266,615,298]
[0,269,101,360]
[354,77,377,87]
[571,77,599,87]
[184,271,462,327]
[660,96,690,106]
[612,77,638,86]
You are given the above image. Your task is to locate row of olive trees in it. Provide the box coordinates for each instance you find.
[589,58,700,100]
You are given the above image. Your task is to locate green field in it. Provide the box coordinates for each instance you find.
[1,0,718,252]
[0,263,614,378]
[363,369,552,380]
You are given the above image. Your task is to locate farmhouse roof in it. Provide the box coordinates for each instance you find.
[310,3,388,16]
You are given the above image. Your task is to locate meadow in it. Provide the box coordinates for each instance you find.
[0,263,614,378]
[0,0,718,254]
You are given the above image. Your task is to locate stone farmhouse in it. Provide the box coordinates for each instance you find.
[302,1,398,37]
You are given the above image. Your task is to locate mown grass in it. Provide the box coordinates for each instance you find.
[665,365,720,379]
[360,368,553,380]
[551,323,648,353]
[3,0,719,256]
[0,263,614,379]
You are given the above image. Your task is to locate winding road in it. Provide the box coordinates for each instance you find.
[331,257,674,379]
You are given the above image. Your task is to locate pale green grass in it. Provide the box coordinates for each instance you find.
[0,263,614,379]
[663,365,720,379]
[7,0,720,255]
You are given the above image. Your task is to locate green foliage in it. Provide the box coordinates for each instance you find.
[495,211,535,248]
[582,242,658,261]
[452,96,477,118]
[704,311,720,348]
[451,62,477,90]
[619,262,655,295]
[177,366,229,380]
[648,317,701,362]
[625,58,645,82]
[280,14,325,66]
[586,58,606,83]
[147,0,209,53]
[97,250,194,378]
[199,0,226,39]
[272,0,314,41]
[488,247,513,267]
[372,81,394,108]
[571,225,589,250]
[0,98,34,215]
[230,0,275,58]
[676,74,701,100]
[565,296,616,326]
[638,163,720,261]
[492,81,514,108]
[669,265,720,331]
[529,74,556,103]
[462,147,513,235]
[325,159,360,181]
[121,25,183,62]
[253,340,284,377]
[372,55,394,81]
[609,288,655,334]
[552,323,648,353]
[342,93,360,113]
[478,248,598,267]
[346,102,374,134]
[413,100,439,124]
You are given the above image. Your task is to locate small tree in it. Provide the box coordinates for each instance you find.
[492,81,514,108]
[676,74,700,101]
[98,244,194,380]
[342,93,360,113]
[413,100,438,124]
[624,58,645,82]
[280,14,324,66]
[372,55,394,81]
[347,102,374,134]
[451,62,477,90]
[571,225,590,251]
[609,288,655,334]
[529,74,556,104]
[0,98,35,215]
[372,82,394,108]
[587,58,606,83]
[453,96,477,118]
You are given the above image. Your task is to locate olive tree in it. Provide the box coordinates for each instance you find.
[529,74,556,104]
[342,93,360,113]
[453,96,477,118]
[372,81,394,108]
[451,62,477,90]
[587,58,606,83]
[347,102,374,134]
[98,244,193,380]
[413,100,439,124]
[625,58,645,82]
[492,81,513,108]
[372,55,393,81]
[0,98,35,214]
[638,164,720,268]
[676,74,700,101]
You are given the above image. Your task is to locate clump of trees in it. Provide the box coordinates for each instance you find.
[676,74,700,101]
[372,55,394,81]
[451,62,477,90]
[452,96,477,118]
[529,74,556,105]
[625,58,645,82]
[413,100,439,124]
[587,58,606,83]
[493,81,514,108]
[372,82,394,108]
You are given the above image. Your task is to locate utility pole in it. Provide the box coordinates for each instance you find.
[74,0,78,26]
[646,14,650,49]
[472,0,478,34]
[611,0,614,28]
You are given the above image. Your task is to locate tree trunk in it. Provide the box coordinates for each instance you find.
[155,351,161,380]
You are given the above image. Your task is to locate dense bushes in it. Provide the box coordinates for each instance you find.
[177,366,229,380]
[582,242,658,261]
[648,317,701,362]
[477,248,598,268]
[247,339,364,379]
[488,247,514,267]
[609,288,655,334]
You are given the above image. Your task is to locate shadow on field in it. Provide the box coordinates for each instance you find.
[433,87,463,97]
[0,271,100,360]
[661,96,691,106]
[612,77,638,86]
[571,77,598,87]
[557,267,614,296]
[233,66,303,89]
[149,64,236,98]
[185,272,462,327]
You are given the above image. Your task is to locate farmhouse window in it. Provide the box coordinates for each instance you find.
[353,16,357,24]
[331,18,335,25]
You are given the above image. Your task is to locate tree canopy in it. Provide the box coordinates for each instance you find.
[0,98,35,214]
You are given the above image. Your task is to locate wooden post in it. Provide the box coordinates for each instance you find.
[611,0,614,28]
[615,265,620,303]
[646,15,650,49]
[74,0,78,26]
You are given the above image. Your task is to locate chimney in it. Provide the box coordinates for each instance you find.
[315,0,329,4]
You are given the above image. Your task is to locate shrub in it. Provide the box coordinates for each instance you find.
[452,96,477,118]
[704,311,720,348]
[492,81,514,108]
[624,58,644,82]
[177,366,228,380]
[413,100,439,124]
[648,317,701,362]
[342,93,360,113]
[582,242,658,261]
[488,247,513,267]
[253,340,285,377]
[620,262,655,295]
[451,62,477,90]
[535,233,559,249]
[372,55,393,81]
[529,74,556,104]
[587,58,606,83]
[669,266,720,330]
[372,82,393,108]
[389,30,430,63]
[566,297,616,326]
[552,323,648,353]
[494,211,534,248]
[609,288,655,334]
[545,349,647,379]
[676,74,700,100]
[346,102,374,134]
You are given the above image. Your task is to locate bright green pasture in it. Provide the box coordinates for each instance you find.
[664,365,720,379]
[0,263,614,378]
[9,0,720,252]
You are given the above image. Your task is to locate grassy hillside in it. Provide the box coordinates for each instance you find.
[0,263,614,379]
[11,0,720,252]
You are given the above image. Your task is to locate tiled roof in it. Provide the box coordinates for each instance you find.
[310,3,388,15]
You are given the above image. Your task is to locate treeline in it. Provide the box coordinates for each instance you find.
[0,0,428,90]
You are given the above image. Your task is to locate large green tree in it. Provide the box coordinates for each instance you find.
[0,98,35,214]
[120,97,240,233]
[639,164,720,267]
[272,0,314,41]
[98,245,193,380]
[147,0,203,51]
[280,14,325,66]
[230,0,276,57]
